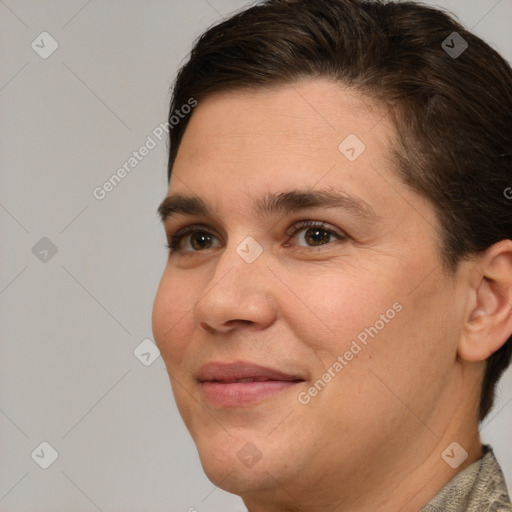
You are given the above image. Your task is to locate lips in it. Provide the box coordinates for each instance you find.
[197,361,304,407]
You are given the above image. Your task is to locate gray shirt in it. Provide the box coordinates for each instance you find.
[420,445,512,511]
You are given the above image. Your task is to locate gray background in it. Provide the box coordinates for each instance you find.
[0,0,511,510]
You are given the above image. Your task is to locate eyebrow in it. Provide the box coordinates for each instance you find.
[157,189,377,224]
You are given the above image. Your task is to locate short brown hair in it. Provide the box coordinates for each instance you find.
[166,0,512,421]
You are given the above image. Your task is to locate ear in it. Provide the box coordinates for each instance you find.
[459,240,512,362]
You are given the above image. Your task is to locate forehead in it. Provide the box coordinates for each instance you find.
[176,80,391,165]
[164,79,436,235]
[171,80,395,192]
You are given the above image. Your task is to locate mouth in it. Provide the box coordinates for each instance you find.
[197,361,305,407]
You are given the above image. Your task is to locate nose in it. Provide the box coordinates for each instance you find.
[193,241,277,335]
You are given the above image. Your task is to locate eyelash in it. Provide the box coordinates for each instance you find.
[165,220,347,254]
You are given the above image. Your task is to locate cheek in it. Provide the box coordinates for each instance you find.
[152,268,197,367]
[286,260,452,402]
[338,273,457,426]
[283,266,400,359]
[152,271,203,431]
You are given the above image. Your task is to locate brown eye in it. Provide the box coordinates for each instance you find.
[302,227,333,246]
[286,220,347,248]
[189,232,214,250]
[167,225,221,253]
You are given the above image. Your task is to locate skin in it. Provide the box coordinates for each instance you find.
[152,79,512,511]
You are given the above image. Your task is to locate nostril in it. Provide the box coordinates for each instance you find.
[225,319,253,327]
[199,321,216,333]
[199,319,253,333]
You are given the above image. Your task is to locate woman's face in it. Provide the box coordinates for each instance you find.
[152,79,469,506]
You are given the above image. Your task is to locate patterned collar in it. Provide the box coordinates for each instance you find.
[420,445,512,511]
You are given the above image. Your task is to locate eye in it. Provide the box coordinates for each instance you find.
[285,220,347,249]
[165,220,348,254]
[165,224,221,253]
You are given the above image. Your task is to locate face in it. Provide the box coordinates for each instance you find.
[152,80,471,507]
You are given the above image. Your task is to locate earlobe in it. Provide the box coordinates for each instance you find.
[458,241,512,363]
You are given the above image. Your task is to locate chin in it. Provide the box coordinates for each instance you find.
[202,457,266,494]
[191,426,290,496]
